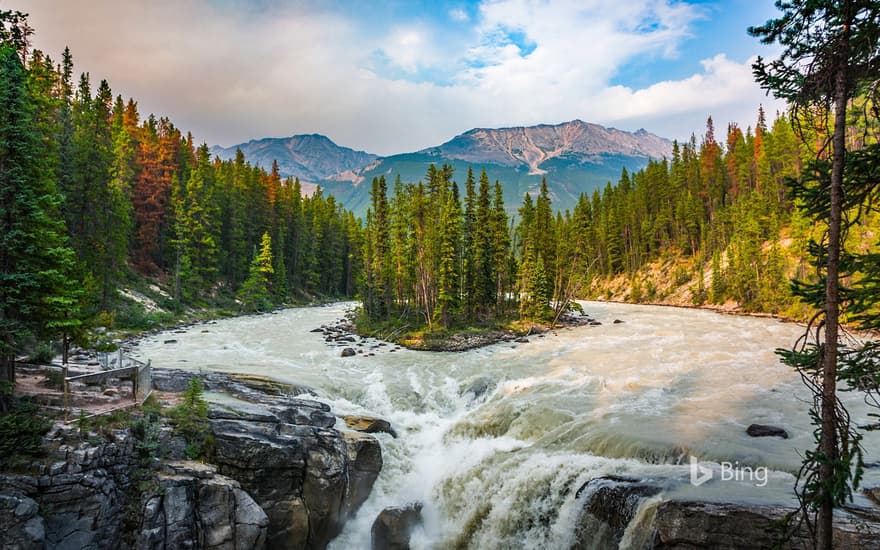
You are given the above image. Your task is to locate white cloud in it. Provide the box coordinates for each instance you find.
[449,8,470,22]
[10,0,786,155]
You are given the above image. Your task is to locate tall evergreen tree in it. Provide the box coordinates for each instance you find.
[750,2,880,545]
[0,43,80,410]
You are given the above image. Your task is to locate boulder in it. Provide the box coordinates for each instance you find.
[461,376,494,401]
[342,415,398,438]
[652,500,880,549]
[746,424,789,439]
[371,503,423,550]
[343,431,384,516]
[341,348,356,357]
[572,475,661,549]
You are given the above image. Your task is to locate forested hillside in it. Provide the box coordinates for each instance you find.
[358,103,880,336]
[579,110,805,314]
[1,10,360,390]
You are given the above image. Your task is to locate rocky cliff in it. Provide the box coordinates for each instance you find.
[0,369,382,550]
[420,120,672,175]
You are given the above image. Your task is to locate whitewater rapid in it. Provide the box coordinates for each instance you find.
[133,301,880,549]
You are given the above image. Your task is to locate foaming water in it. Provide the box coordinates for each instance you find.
[134,302,880,548]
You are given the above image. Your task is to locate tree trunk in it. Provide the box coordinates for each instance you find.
[818,33,850,549]
[0,353,14,413]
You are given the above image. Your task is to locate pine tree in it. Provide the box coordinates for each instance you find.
[237,232,274,312]
[0,42,80,410]
[750,2,880,545]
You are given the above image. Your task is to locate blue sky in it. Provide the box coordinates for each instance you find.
[8,0,787,155]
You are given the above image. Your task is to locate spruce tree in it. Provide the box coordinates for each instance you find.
[237,232,274,312]
[0,43,80,410]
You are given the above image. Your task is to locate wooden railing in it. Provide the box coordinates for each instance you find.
[62,354,152,422]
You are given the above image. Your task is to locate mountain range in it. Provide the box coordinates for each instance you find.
[210,120,673,215]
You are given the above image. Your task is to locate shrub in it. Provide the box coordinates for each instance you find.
[0,400,52,469]
[168,377,211,459]
[42,368,65,390]
[28,342,56,364]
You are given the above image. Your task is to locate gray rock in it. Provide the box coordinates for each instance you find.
[371,503,423,550]
[341,347,356,357]
[137,461,269,550]
[652,500,880,549]
[461,376,494,401]
[746,423,789,439]
[344,431,383,517]
[572,475,661,549]
[0,492,45,549]
[211,414,381,549]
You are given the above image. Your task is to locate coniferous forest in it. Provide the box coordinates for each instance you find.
[2,6,879,368]
[0,12,360,400]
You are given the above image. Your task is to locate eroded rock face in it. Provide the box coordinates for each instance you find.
[138,461,268,550]
[209,399,382,550]
[0,428,137,550]
[0,491,45,549]
[652,500,880,549]
[572,475,662,549]
[0,369,383,550]
[371,503,423,550]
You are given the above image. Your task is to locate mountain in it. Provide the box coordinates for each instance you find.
[210,134,379,182]
[213,121,673,215]
[323,120,673,214]
[420,120,671,173]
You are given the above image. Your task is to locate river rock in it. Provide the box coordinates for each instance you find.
[461,376,494,401]
[341,347,356,357]
[573,475,661,548]
[651,500,880,548]
[342,415,398,438]
[746,423,789,439]
[371,503,423,550]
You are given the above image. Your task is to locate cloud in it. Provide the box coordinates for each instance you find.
[449,8,470,22]
[9,0,786,155]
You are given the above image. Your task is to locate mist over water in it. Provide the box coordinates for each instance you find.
[134,302,880,549]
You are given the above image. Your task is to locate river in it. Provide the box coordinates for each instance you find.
[133,301,880,548]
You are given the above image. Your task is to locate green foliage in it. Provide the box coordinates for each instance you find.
[76,408,89,437]
[42,368,64,390]
[29,342,56,364]
[168,377,210,459]
[237,232,275,312]
[130,410,162,461]
[112,300,175,331]
[0,399,52,469]
[750,2,880,545]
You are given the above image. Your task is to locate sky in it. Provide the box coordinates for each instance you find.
[5,0,787,155]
